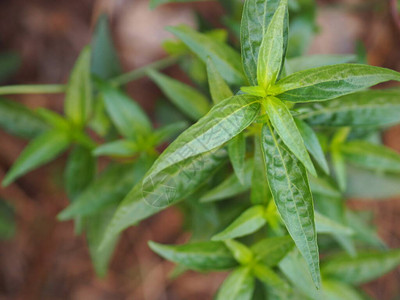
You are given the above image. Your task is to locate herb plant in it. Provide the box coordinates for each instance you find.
[2,0,400,298]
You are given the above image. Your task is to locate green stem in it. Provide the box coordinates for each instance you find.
[0,84,66,95]
[110,56,179,87]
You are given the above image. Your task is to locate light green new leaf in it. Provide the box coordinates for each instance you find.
[266,96,316,176]
[200,159,253,203]
[86,205,119,277]
[251,236,294,266]
[340,141,400,173]
[212,205,266,241]
[224,239,253,265]
[270,64,400,103]
[228,132,247,185]
[240,0,280,85]
[323,280,366,300]
[321,249,400,285]
[147,69,210,120]
[149,241,237,271]
[295,118,329,174]
[36,108,70,131]
[144,95,260,182]
[100,83,152,139]
[64,46,92,127]
[64,145,96,200]
[286,54,356,74]
[91,14,122,79]
[257,0,288,89]
[0,98,49,139]
[251,135,271,205]
[315,211,353,236]
[168,25,245,85]
[332,149,347,192]
[3,130,70,187]
[261,123,320,288]
[206,57,233,104]
[93,140,138,157]
[297,89,400,128]
[58,158,151,220]
[216,267,255,300]
[100,148,227,248]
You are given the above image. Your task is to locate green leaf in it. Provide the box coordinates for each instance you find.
[93,140,138,157]
[295,118,329,174]
[270,64,400,103]
[309,175,342,199]
[228,132,247,185]
[64,46,92,127]
[266,96,316,176]
[286,54,356,74]
[340,141,400,173]
[200,159,253,203]
[297,89,400,128]
[224,239,253,265]
[240,0,280,85]
[216,267,255,300]
[212,205,266,241]
[279,250,323,300]
[149,241,237,271]
[332,149,347,192]
[143,95,261,188]
[64,145,96,200]
[147,69,210,121]
[0,98,49,139]
[91,14,122,79]
[153,121,188,144]
[345,210,386,249]
[261,123,320,288]
[168,25,245,85]
[315,211,353,236]
[0,52,20,83]
[58,158,151,220]
[2,130,70,187]
[0,199,16,240]
[321,249,400,284]
[257,0,288,89]
[323,280,366,300]
[253,264,292,297]
[251,135,271,205]
[345,165,400,199]
[206,57,233,104]
[86,205,119,277]
[100,83,152,139]
[36,108,70,131]
[100,148,227,248]
[251,236,294,266]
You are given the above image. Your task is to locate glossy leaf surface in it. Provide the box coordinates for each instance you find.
[261,123,320,287]
[271,64,400,103]
[149,241,237,271]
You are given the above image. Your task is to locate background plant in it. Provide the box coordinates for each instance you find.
[1,0,400,298]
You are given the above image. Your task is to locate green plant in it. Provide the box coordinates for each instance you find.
[2,0,400,298]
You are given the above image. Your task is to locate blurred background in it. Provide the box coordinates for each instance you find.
[0,0,400,299]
